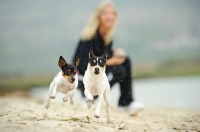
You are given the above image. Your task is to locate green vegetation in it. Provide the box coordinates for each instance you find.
[0,75,52,91]
[134,60,200,78]
[58,116,91,124]
[0,60,200,90]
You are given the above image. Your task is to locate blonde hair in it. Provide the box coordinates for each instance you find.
[81,0,118,45]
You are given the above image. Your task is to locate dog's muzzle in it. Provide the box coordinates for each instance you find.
[69,78,75,83]
[94,67,100,75]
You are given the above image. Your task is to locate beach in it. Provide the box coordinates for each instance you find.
[0,94,199,132]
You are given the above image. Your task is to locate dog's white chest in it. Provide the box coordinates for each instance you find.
[88,82,99,95]
[84,71,108,96]
[60,81,77,93]
[54,72,78,94]
[57,83,70,94]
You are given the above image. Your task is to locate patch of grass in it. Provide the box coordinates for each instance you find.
[1,60,200,90]
[134,60,200,78]
[58,116,91,124]
[0,75,53,91]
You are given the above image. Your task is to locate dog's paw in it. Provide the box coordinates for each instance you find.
[86,93,94,102]
[87,101,92,109]
[86,98,94,109]
[86,97,94,102]
[63,97,68,102]
[87,99,94,103]
[45,105,49,109]
[50,96,56,99]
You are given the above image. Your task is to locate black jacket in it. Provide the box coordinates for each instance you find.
[72,31,113,75]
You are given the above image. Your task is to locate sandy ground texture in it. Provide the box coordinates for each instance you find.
[0,95,200,132]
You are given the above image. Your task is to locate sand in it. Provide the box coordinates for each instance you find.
[0,95,199,132]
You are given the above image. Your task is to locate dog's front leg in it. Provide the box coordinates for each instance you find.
[104,87,111,124]
[45,83,54,109]
[84,89,94,109]
[94,94,103,118]
[63,89,76,105]
[83,81,94,109]
[50,85,57,99]
[45,96,51,109]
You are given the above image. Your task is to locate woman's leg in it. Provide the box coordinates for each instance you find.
[118,57,134,106]
[107,66,126,87]
[78,80,85,97]
[106,57,134,106]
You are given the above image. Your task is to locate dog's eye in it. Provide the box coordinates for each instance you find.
[98,60,105,67]
[93,60,96,63]
[74,70,76,73]
[99,60,104,64]
[66,72,70,75]
[66,69,70,75]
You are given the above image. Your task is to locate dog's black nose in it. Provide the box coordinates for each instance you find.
[95,67,99,72]
[94,67,99,75]
[72,78,75,82]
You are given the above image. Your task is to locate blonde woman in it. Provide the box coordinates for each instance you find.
[72,1,144,111]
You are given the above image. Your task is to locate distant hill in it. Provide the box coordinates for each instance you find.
[0,0,200,75]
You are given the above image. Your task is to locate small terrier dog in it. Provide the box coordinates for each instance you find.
[45,56,80,109]
[83,47,111,123]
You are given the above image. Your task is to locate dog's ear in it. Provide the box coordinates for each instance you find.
[89,47,94,59]
[101,49,107,60]
[58,56,67,68]
[73,55,80,67]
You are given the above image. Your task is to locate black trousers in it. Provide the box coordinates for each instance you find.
[78,57,134,106]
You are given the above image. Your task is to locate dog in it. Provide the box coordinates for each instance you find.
[83,47,111,123]
[45,56,80,109]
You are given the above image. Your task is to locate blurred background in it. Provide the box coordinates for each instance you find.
[0,0,200,109]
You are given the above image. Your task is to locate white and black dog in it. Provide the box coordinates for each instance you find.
[45,56,80,109]
[83,47,111,123]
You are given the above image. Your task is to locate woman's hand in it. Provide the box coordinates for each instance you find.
[106,48,126,66]
[106,56,125,66]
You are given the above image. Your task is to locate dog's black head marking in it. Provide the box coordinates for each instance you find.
[88,47,107,75]
[58,56,80,83]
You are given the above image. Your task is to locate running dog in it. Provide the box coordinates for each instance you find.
[45,56,80,109]
[83,47,111,123]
